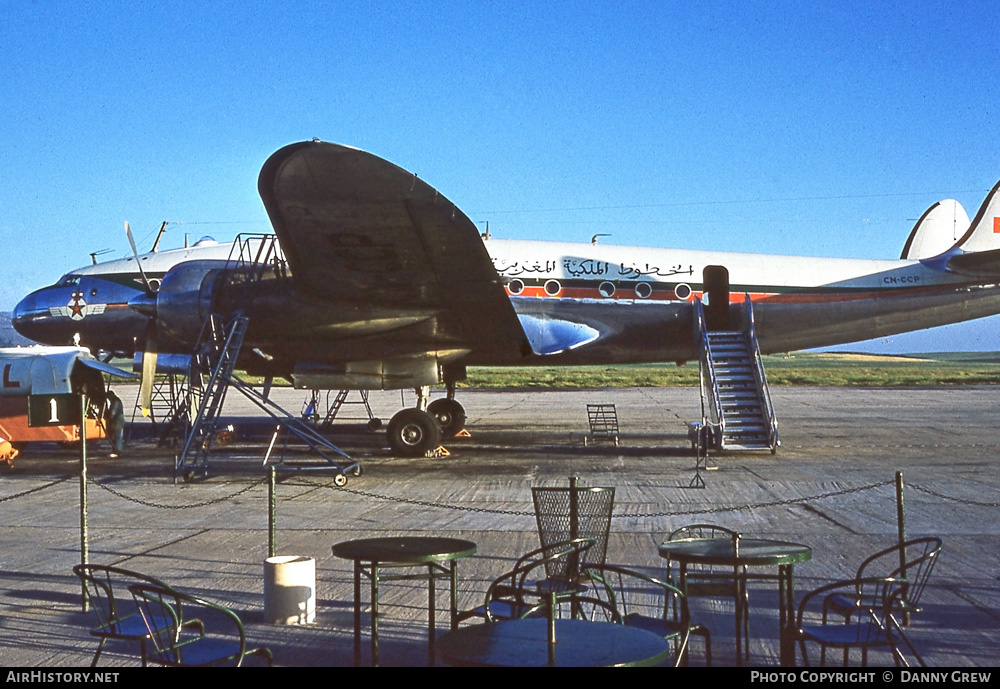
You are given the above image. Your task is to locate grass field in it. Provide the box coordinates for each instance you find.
[460,351,1000,388]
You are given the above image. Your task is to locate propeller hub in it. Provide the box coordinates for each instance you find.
[128,292,158,318]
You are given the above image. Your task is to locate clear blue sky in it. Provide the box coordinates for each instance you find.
[3,1,999,352]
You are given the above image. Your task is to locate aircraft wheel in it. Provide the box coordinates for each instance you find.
[387,408,442,457]
[427,398,467,437]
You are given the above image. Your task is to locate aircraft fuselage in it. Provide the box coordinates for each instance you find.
[12,236,996,375]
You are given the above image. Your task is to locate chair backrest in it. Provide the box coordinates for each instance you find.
[668,523,737,541]
[587,563,687,622]
[532,485,614,580]
[585,563,691,666]
[128,583,248,667]
[73,564,171,635]
[856,537,942,613]
[483,538,595,621]
[665,524,741,586]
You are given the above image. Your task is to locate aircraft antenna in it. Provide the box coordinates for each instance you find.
[150,221,169,253]
[592,233,610,245]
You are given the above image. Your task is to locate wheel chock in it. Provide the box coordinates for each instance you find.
[425,445,451,458]
[456,429,471,438]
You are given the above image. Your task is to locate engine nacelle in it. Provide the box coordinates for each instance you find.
[132,260,228,346]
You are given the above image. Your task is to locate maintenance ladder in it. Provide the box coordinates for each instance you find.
[172,235,359,482]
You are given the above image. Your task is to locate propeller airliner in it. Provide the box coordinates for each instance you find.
[12,141,1000,456]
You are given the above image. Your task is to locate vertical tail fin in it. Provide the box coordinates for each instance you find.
[953,180,1000,253]
[900,199,969,259]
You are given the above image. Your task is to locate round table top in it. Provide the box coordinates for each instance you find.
[658,537,812,567]
[437,618,674,667]
[331,536,477,564]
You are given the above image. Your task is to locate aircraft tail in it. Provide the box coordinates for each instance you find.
[900,199,969,260]
[939,180,1000,277]
[952,180,1000,253]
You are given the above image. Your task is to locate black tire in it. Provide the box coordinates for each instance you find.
[427,398,467,437]
[387,408,442,457]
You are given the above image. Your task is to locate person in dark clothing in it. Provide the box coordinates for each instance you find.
[104,391,125,458]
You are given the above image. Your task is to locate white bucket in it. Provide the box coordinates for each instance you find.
[264,555,316,625]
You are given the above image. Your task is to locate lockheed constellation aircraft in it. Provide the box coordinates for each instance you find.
[12,141,1000,455]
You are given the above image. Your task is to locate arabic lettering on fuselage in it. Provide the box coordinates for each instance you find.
[493,258,694,280]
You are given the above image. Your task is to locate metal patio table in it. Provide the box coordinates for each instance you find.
[658,536,811,666]
[436,617,674,667]
[331,536,477,666]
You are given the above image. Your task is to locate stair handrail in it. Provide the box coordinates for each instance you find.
[177,311,250,467]
[694,297,724,441]
[741,294,779,451]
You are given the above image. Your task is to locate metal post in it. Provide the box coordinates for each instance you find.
[79,393,89,612]
[568,476,579,618]
[895,470,909,625]
[268,465,276,558]
[569,476,579,542]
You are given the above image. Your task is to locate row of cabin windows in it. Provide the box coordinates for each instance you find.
[507,279,692,301]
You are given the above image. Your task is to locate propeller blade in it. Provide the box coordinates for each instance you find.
[126,221,155,295]
[139,323,158,417]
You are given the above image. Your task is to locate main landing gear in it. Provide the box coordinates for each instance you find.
[385,384,467,457]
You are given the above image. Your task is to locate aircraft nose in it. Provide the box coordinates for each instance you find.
[12,291,41,339]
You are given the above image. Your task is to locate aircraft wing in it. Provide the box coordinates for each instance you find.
[258,141,530,359]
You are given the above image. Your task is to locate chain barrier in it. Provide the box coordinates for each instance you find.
[292,476,898,520]
[6,475,993,517]
[0,478,70,503]
[91,476,268,509]
[315,480,536,517]
[621,479,895,518]
[910,482,1000,508]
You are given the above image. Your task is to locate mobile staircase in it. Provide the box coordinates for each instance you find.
[171,234,360,484]
[693,294,779,455]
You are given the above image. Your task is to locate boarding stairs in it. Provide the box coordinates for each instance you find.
[695,295,778,454]
[173,234,358,482]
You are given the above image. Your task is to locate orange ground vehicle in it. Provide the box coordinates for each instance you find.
[0,346,133,465]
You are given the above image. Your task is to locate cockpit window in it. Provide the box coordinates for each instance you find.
[56,274,81,287]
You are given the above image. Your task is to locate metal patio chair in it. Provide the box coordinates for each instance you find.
[664,524,749,662]
[129,583,273,667]
[72,564,185,667]
[458,538,597,623]
[585,563,711,666]
[795,576,910,666]
[821,537,942,666]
